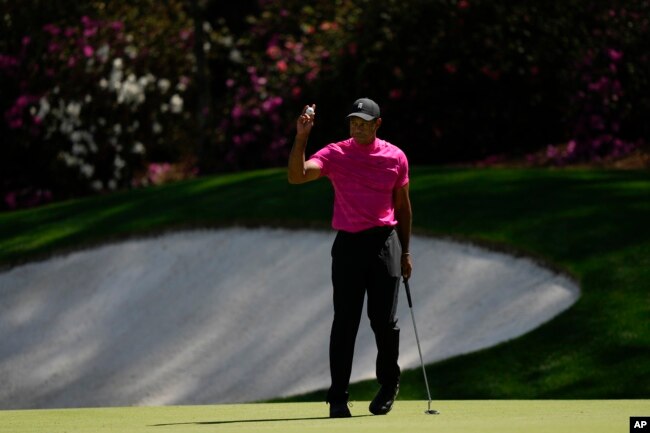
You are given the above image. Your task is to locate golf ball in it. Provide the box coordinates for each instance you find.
[305,107,315,116]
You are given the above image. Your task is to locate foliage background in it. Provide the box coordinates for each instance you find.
[2,0,649,210]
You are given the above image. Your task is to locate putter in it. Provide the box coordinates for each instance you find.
[403,278,440,415]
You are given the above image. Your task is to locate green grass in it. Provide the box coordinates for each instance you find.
[1,167,649,400]
[0,400,647,433]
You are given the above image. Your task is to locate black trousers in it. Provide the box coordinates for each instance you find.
[327,226,401,403]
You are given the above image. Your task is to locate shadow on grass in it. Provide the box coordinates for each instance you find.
[150,415,372,426]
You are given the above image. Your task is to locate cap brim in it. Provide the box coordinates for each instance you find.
[347,112,376,121]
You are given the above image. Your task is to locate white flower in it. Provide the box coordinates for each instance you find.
[59,151,79,167]
[114,156,125,169]
[66,102,82,118]
[91,180,103,191]
[170,94,183,113]
[132,141,145,154]
[113,58,123,70]
[99,78,108,89]
[117,76,145,106]
[85,94,92,103]
[37,97,50,119]
[176,81,187,92]
[158,78,171,94]
[113,124,122,135]
[229,49,243,63]
[109,69,123,91]
[219,35,233,47]
[139,75,153,88]
[108,180,117,190]
[71,143,87,155]
[96,44,110,63]
[160,103,169,113]
[125,45,138,59]
[152,122,163,134]
[80,164,94,178]
[203,42,211,52]
[60,121,74,135]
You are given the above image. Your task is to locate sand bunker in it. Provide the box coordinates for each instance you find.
[0,227,579,409]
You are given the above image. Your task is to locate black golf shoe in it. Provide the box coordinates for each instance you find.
[369,383,399,415]
[329,400,352,418]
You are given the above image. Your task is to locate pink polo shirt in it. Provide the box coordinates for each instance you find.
[310,137,409,233]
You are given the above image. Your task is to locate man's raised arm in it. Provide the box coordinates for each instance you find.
[288,105,321,184]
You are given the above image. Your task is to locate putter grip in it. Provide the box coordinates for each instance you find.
[404,279,414,308]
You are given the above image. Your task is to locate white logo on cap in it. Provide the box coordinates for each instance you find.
[358,102,363,109]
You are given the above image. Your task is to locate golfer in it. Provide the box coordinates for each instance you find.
[288,98,412,418]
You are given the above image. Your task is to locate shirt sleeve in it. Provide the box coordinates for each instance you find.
[309,145,332,177]
[395,150,409,188]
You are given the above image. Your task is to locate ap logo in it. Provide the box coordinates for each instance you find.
[631,417,650,431]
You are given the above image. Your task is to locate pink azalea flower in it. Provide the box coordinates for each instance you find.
[43,24,61,35]
[110,21,124,32]
[444,62,458,74]
[8,118,23,129]
[81,16,97,28]
[4,192,17,209]
[84,27,98,38]
[276,60,288,73]
[0,54,19,70]
[266,45,282,60]
[48,42,61,53]
[566,140,577,155]
[607,48,623,62]
[232,105,244,120]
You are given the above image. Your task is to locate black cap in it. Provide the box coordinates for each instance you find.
[347,98,381,121]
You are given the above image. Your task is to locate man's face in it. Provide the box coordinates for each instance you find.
[349,117,380,144]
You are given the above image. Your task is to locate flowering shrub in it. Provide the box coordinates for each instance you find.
[539,49,641,166]
[1,2,204,208]
[2,0,649,209]
[530,5,649,166]
[212,0,647,167]
[206,1,360,171]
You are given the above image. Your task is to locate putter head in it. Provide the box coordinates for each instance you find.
[425,409,440,415]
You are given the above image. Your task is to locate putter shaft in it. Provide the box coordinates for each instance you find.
[404,279,439,415]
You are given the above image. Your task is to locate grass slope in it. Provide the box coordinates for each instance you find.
[1,167,648,399]
[1,400,647,433]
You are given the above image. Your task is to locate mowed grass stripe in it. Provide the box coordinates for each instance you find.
[1,400,647,433]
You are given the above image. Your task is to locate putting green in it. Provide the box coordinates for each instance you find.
[1,400,646,433]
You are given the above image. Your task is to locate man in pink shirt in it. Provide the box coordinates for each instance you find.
[288,98,412,418]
